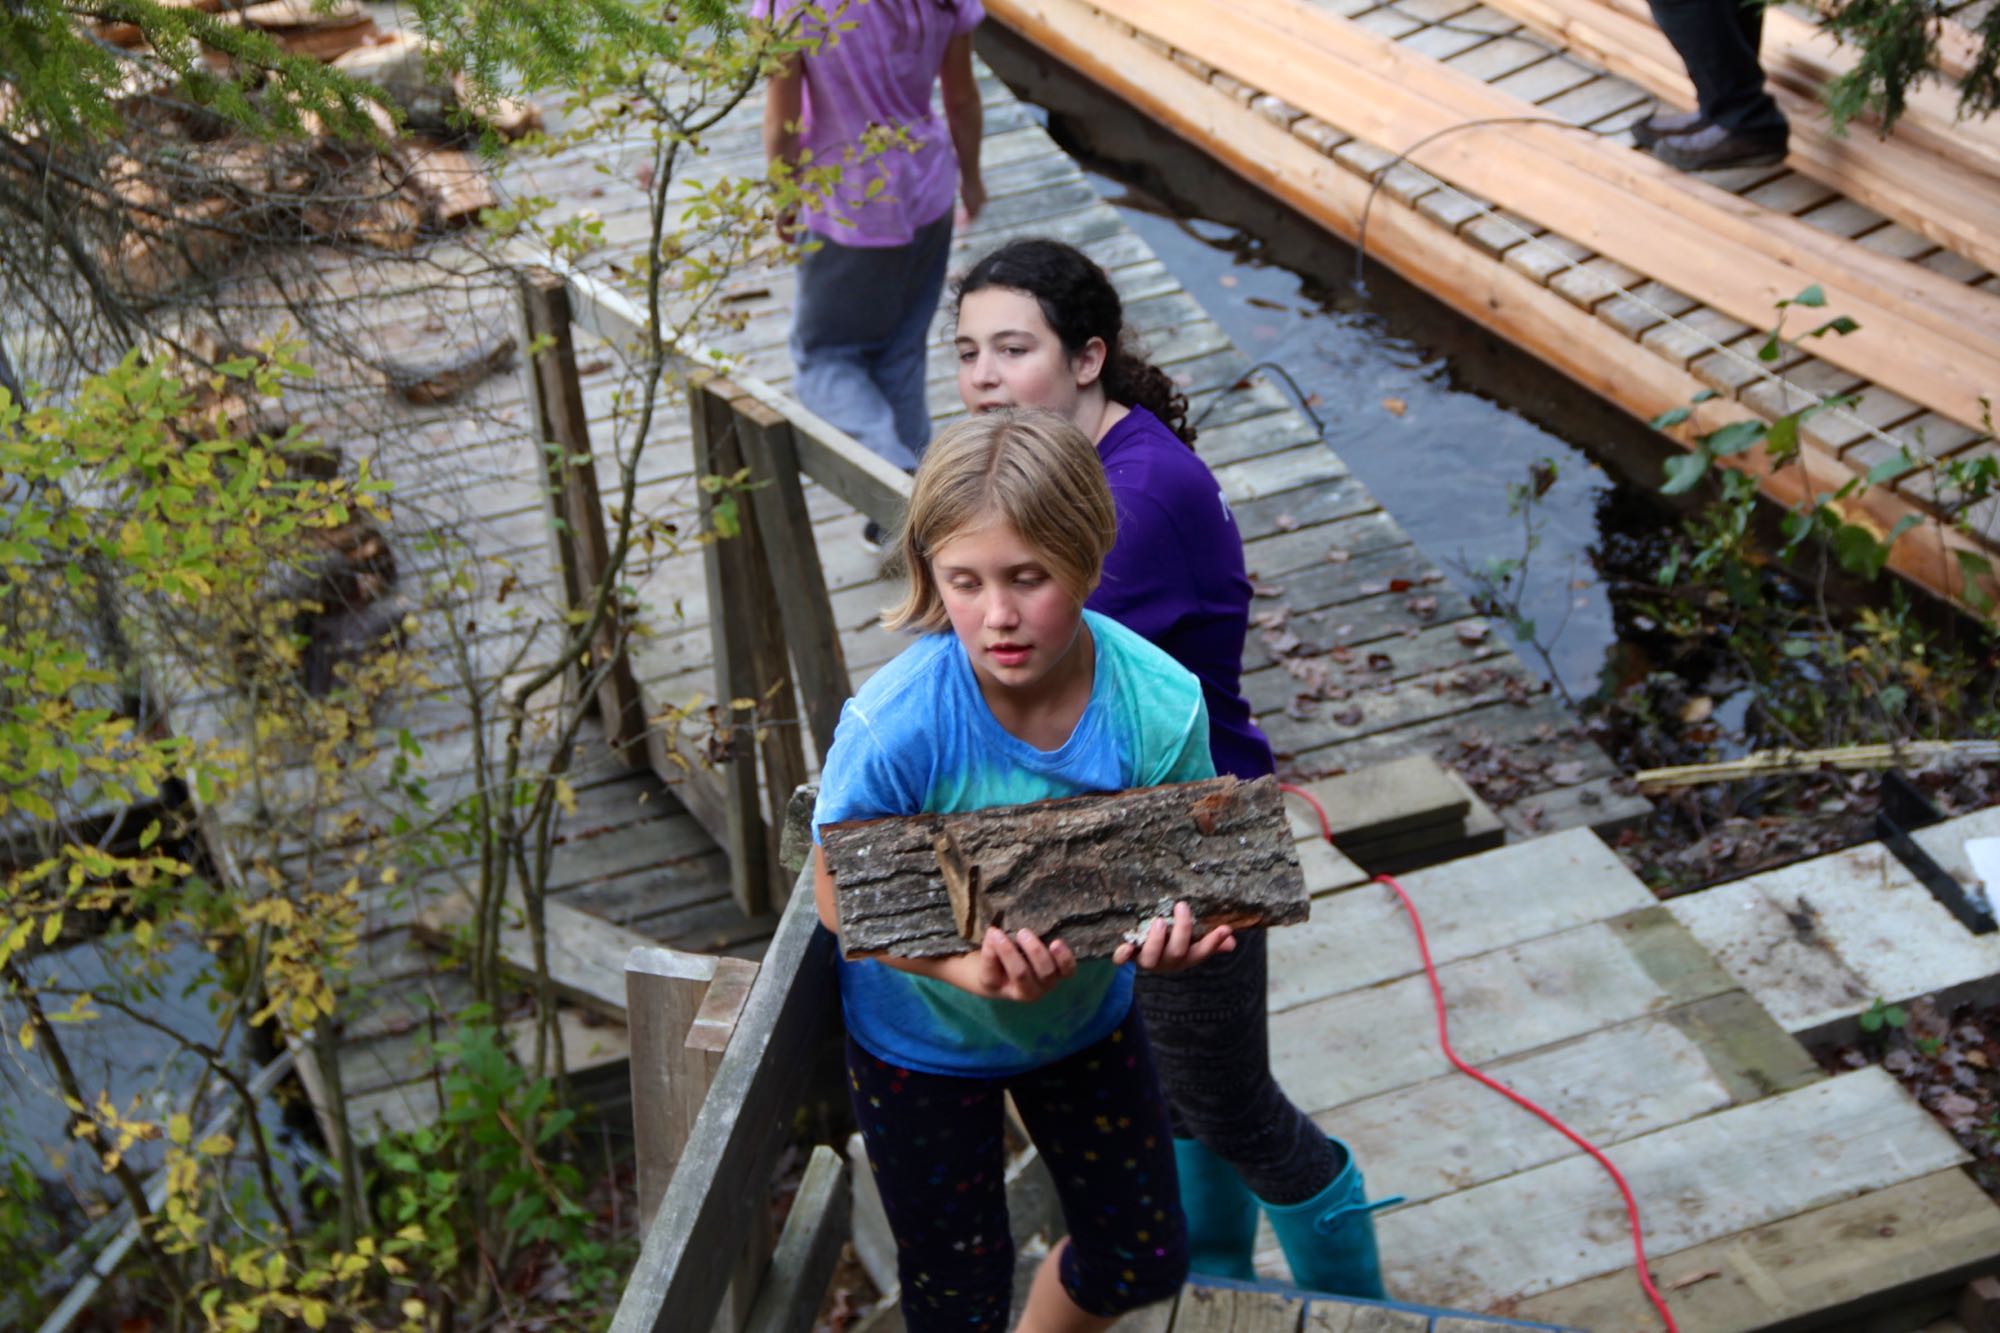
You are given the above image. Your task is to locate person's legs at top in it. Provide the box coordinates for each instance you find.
[790,232,926,474]
[844,1035,1016,1332]
[1008,1009,1188,1333]
[1645,0,1788,168]
[1135,929,1397,1297]
[867,209,954,469]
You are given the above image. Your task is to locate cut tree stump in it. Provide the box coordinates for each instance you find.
[821,775,1309,960]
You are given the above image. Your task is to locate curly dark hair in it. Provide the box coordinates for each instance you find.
[954,238,1195,448]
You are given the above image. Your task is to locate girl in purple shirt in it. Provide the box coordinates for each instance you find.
[952,239,1396,1299]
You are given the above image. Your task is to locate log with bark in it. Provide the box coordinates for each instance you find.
[820,775,1309,960]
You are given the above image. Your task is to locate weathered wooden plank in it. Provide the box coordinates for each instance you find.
[1515,1169,2000,1332]
[1321,992,1816,1211]
[1272,820,1648,1008]
[742,1145,850,1333]
[1171,1286,1305,1333]
[414,887,658,1021]
[609,874,838,1333]
[825,776,1308,959]
[1281,754,1469,844]
[1270,909,1729,1112]
[1300,1300,1427,1332]
[693,378,774,916]
[1378,1069,1968,1311]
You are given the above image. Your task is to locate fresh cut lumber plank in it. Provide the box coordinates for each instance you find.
[1376,1067,1969,1310]
[1513,1168,2000,1330]
[1082,0,2000,432]
[982,0,2000,615]
[1476,0,2000,277]
[821,775,1308,959]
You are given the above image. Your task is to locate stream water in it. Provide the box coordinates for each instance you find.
[1086,169,1648,705]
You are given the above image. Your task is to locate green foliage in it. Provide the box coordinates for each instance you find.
[1860,996,1910,1034]
[0,0,393,143]
[1814,0,2000,131]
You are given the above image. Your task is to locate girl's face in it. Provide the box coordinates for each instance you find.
[928,514,1088,701]
[955,287,1106,430]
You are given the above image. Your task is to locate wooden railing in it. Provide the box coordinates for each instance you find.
[515,256,914,919]
[512,255,912,1330]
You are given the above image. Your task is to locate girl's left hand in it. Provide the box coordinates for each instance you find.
[1113,901,1236,973]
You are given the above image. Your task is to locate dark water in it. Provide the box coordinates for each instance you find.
[1088,173,1638,704]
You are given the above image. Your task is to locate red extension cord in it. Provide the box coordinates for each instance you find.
[1277,782,1679,1332]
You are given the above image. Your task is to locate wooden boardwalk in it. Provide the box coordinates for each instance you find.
[979,0,2000,615]
[1249,803,2000,1329]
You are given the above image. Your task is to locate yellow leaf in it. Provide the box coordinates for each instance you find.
[197,1133,235,1156]
[42,912,61,946]
[554,778,577,815]
[18,1019,33,1051]
[168,1113,192,1146]
[302,1300,327,1330]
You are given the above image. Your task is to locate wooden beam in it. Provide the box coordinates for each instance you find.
[1080,0,2000,431]
[610,873,839,1333]
[731,393,854,761]
[692,376,774,918]
[741,1146,851,1333]
[520,267,650,765]
[982,0,2000,615]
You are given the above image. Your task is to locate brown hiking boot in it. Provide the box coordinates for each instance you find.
[1630,106,1705,150]
[1649,123,1788,172]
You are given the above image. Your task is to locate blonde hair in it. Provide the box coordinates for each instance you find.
[883,409,1117,635]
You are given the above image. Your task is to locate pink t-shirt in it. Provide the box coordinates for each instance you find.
[755,0,984,247]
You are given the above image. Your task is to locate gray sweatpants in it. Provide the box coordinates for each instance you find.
[788,210,954,473]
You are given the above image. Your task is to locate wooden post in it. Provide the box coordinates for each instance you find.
[731,393,853,762]
[692,376,791,916]
[625,947,768,1333]
[518,267,648,764]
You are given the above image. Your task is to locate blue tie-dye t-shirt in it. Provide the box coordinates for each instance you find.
[812,610,1215,1077]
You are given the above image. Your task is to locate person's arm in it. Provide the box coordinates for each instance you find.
[939,32,984,224]
[816,844,1077,1001]
[764,54,805,239]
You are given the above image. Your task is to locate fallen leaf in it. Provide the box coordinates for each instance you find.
[1455,622,1490,645]
[1663,1269,1722,1292]
[1248,575,1286,598]
[1273,513,1299,532]
[1387,577,1413,592]
[1366,652,1395,672]
[1332,706,1364,727]
[1548,761,1588,785]
[1326,548,1351,564]
[1219,273,1239,287]
[1304,391,1324,408]
[1382,396,1407,416]
[1406,595,1438,618]
[1263,629,1304,656]
[1679,695,1714,725]
[1286,693,1320,721]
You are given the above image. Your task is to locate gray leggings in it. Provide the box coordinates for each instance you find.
[1134,928,1340,1204]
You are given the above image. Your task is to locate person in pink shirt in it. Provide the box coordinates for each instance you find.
[760,0,987,545]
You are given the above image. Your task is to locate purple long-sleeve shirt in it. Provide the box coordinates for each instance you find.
[1086,406,1276,781]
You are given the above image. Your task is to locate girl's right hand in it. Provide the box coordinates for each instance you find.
[949,926,1077,1002]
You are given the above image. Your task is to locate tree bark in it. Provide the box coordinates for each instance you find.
[821,775,1308,960]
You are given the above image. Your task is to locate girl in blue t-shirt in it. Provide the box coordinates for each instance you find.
[951,239,1397,1300]
[812,408,1235,1332]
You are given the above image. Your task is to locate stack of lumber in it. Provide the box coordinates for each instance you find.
[1285,754,1506,874]
[982,0,2000,617]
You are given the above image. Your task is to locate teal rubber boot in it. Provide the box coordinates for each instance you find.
[1172,1137,1260,1281]
[1261,1137,1402,1299]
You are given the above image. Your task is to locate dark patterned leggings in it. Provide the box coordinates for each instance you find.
[1134,928,1341,1204]
[846,1010,1189,1331]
